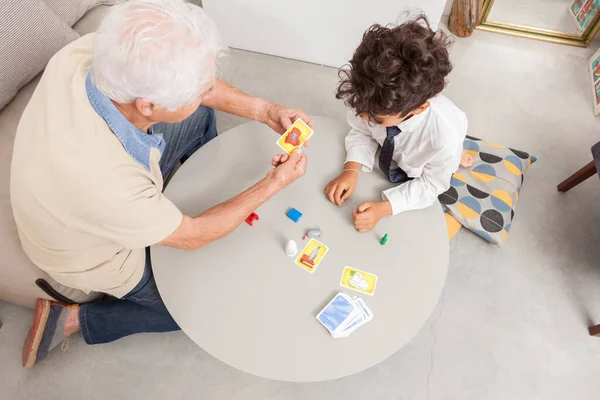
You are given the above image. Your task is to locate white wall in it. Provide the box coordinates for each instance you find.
[444,0,453,16]
[205,0,448,68]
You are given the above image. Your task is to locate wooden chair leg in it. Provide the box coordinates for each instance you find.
[557,161,597,192]
[589,324,600,337]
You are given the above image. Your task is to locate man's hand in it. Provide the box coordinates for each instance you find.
[268,149,307,189]
[352,201,393,233]
[263,103,314,137]
[325,171,359,206]
[158,149,307,251]
[204,81,313,141]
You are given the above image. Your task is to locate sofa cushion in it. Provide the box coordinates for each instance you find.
[44,0,117,27]
[438,136,537,246]
[0,4,113,308]
[0,0,79,111]
[72,4,113,36]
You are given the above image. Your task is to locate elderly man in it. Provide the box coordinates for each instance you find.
[12,0,311,368]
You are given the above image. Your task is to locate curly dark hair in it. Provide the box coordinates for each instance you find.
[336,15,453,124]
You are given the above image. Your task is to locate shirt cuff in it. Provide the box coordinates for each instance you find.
[345,150,375,172]
[381,186,407,215]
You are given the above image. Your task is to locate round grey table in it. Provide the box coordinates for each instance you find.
[152,116,448,382]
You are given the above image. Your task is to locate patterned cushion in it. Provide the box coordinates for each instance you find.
[438,135,536,246]
[0,0,79,110]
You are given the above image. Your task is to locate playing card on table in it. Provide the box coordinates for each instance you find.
[353,297,373,322]
[340,266,378,296]
[333,297,373,338]
[295,239,328,273]
[316,293,359,335]
[317,292,373,338]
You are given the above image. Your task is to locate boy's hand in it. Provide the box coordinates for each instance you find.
[352,201,393,232]
[324,170,359,206]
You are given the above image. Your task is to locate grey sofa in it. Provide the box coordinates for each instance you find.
[0,6,113,308]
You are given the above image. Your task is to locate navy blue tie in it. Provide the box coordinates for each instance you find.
[379,126,411,183]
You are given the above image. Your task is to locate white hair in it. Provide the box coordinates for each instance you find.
[92,0,226,110]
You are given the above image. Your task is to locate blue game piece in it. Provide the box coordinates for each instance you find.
[286,208,303,222]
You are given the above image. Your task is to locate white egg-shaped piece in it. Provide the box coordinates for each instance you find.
[285,240,298,257]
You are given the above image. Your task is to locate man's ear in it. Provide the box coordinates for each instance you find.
[411,101,431,116]
[134,98,155,117]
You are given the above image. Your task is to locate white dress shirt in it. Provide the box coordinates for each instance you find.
[345,94,468,215]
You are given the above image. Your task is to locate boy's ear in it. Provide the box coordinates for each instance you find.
[411,101,431,116]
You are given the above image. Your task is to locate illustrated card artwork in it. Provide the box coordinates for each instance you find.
[295,238,328,273]
[276,118,314,154]
[340,266,378,296]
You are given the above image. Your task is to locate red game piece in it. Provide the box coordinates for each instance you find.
[245,212,259,226]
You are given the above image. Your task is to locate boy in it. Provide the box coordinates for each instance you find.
[325,15,470,232]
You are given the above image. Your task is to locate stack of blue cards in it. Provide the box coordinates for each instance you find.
[316,292,373,338]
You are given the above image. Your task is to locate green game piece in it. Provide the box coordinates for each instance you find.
[380,234,388,245]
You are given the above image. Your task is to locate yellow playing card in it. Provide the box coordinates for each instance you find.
[295,239,328,273]
[276,118,314,154]
[340,266,378,296]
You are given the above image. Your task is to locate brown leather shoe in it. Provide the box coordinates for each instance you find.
[22,299,77,368]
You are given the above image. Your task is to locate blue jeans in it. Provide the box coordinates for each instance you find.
[79,106,217,345]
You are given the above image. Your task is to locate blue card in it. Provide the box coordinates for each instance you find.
[317,293,374,338]
[353,297,373,321]
[334,297,373,338]
[316,293,358,333]
[338,313,364,332]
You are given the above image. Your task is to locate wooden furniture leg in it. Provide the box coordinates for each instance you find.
[589,324,600,337]
[449,0,483,38]
[557,161,597,192]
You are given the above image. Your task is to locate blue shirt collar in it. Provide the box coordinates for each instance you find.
[85,72,165,171]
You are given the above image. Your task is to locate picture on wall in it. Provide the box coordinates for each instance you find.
[587,47,600,116]
[569,0,600,33]
[570,0,584,15]
[593,54,600,81]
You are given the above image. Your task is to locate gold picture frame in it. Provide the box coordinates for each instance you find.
[477,0,600,47]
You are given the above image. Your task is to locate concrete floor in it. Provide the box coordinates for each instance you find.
[3,26,600,400]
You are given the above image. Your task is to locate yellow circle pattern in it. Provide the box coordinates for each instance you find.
[453,172,467,184]
[491,189,512,208]
[503,159,522,176]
